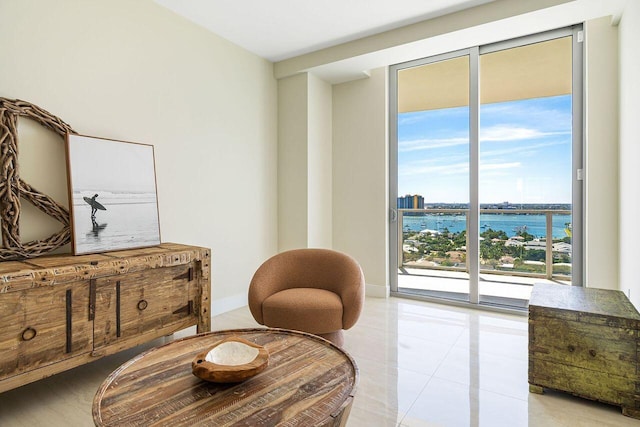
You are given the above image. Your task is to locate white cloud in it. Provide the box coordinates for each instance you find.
[398,137,468,152]
[398,125,569,153]
[481,140,569,160]
[480,125,569,142]
[401,160,520,178]
[480,162,521,171]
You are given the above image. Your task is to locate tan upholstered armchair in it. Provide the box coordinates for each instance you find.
[248,248,365,347]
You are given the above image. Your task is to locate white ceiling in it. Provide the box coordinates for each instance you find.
[154,0,495,62]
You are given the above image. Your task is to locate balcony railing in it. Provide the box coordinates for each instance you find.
[398,208,572,281]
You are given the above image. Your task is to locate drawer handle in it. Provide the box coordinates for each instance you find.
[567,345,575,353]
[21,327,37,341]
[589,349,596,357]
[137,300,148,311]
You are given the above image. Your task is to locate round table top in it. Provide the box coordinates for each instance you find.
[93,328,358,426]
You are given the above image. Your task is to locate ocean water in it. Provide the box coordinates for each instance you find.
[72,193,160,254]
[402,212,572,239]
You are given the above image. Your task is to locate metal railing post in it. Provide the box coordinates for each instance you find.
[465,211,470,274]
[398,209,404,269]
[546,211,553,279]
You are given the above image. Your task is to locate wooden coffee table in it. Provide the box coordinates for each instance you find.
[93,328,358,426]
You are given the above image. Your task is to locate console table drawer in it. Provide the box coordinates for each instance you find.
[0,282,91,380]
[93,264,198,349]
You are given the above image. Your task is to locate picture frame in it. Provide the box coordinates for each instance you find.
[65,133,161,255]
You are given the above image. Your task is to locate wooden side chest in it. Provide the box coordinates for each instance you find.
[529,283,640,418]
[0,243,211,393]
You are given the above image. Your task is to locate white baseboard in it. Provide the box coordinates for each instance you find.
[211,293,248,316]
[366,283,390,298]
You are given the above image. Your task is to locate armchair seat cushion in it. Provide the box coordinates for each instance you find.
[262,288,343,335]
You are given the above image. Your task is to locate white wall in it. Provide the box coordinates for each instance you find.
[584,17,619,290]
[307,74,333,248]
[618,0,640,307]
[277,72,333,250]
[277,74,308,250]
[0,0,278,315]
[333,68,389,297]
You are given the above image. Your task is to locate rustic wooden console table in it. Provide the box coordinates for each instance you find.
[93,328,358,427]
[529,283,640,418]
[0,243,210,393]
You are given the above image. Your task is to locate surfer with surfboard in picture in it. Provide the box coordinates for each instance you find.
[83,194,107,221]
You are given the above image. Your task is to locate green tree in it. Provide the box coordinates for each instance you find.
[453,230,467,247]
[523,249,545,262]
[480,228,508,240]
[480,240,504,260]
[517,230,535,242]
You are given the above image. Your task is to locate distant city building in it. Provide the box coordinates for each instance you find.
[482,201,517,210]
[398,194,424,209]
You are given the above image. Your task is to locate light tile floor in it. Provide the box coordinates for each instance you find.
[1,297,639,426]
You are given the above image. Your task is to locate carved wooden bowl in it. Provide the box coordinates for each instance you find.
[192,336,269,383]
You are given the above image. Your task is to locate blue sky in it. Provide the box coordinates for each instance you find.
[398,95,572,204]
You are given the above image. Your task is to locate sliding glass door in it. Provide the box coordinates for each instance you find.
[390,26,583,309]
[392,52,472,302]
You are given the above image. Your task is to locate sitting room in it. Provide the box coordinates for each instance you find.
[1,0,640,425]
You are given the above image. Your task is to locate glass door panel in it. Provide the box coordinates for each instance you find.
[478,36,573,307]
[396,54,471,302]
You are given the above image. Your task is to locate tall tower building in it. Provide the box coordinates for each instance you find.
[397,194,424,209]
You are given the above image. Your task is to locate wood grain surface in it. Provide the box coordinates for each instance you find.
[0,243,211,393]
[529,283,640,419]
[93,328,358,427]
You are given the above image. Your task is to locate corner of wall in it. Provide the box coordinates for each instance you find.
[584,17,619,291]
[332,67,389,291]
[211,293,249,316]
[307,73,333,248]
[617,0,640,308]
[277,74,309,251]
[366,283,390,298]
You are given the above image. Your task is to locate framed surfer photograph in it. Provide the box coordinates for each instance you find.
[65,133,161,255]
